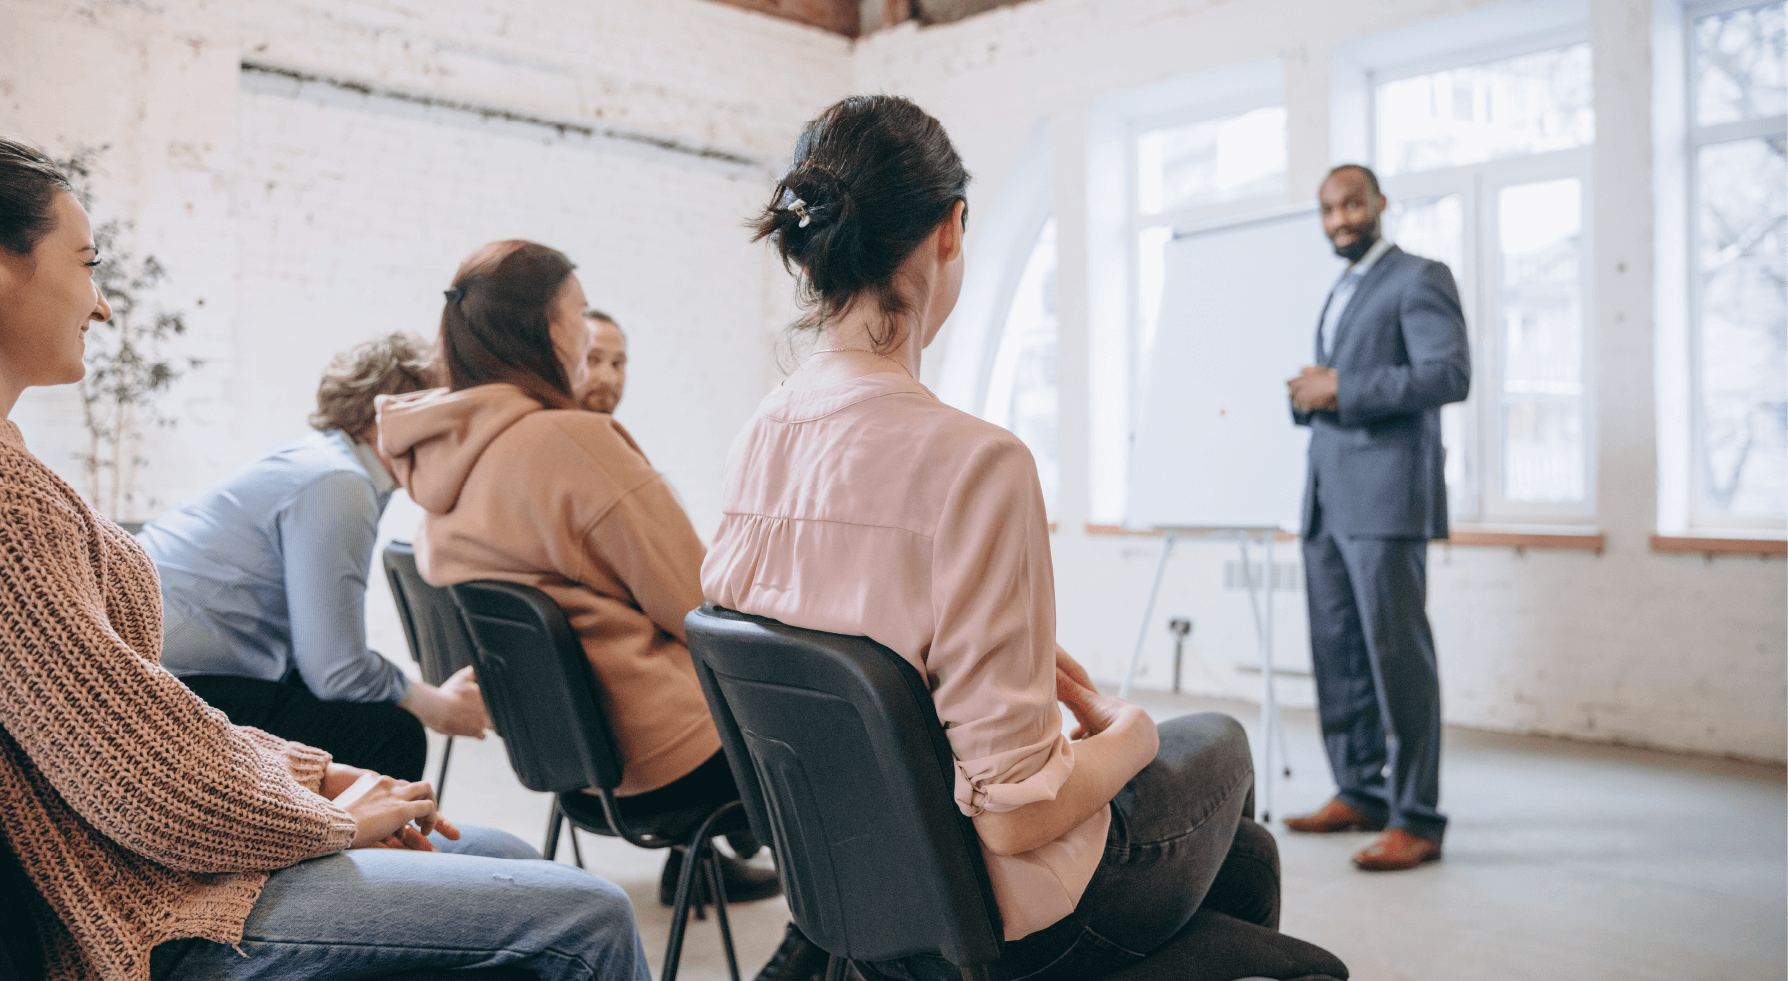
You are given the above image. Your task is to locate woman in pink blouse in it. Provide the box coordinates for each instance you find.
[704,97,1300,981]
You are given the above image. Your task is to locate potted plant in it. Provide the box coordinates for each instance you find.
[56,148,201,529]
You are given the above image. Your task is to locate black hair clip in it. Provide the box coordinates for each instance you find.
[443,286,465,303]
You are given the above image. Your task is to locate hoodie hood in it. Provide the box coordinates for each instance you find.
[375,384,544,514]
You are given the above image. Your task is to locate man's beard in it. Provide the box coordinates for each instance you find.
[1330,217,1379,262]
[581,387,620,414]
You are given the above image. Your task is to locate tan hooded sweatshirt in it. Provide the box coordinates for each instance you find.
[377,384,720,796]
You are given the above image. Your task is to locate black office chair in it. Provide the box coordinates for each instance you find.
[686,604,1349,981]
[449,580,749,981]
[1,838,37,981]
[382,541,477,804]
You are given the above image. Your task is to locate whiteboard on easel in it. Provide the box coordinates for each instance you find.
[1125,206,1341,531]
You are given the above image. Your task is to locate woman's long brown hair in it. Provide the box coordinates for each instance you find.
[440,240,578,409]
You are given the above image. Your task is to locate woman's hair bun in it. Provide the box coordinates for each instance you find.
[751,96,969,346]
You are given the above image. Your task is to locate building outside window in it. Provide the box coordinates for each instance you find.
[1374,38,1597,524]
[1685,0,1786,527]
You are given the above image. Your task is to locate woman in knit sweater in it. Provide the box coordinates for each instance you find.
[0,138,652,981]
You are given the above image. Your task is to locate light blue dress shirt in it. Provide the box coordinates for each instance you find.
[138,429,410,703]
[1319,235,1395,360]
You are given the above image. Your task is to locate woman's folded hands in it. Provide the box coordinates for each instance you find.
[321,762,461,851]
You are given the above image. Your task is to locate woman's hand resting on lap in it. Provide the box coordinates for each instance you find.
[321,762,461,851]
[972,669,1160,857]
[1056,669,1148,744]
[1054,647,1098,738]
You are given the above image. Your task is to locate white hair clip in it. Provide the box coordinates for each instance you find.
[789,198,812,228]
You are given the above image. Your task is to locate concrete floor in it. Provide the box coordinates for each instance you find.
[424,690,1786,981]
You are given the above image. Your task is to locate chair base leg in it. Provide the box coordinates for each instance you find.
[542,801,562,862]
[540,799,587,869]
[434,735,455,807]
[661,803,744,981]
[709,854,740,981]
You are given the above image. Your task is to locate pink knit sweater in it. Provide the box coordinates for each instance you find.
[0,420,356,981]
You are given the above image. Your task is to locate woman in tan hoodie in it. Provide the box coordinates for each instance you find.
[377,240,780,914]
[0,141,649,981]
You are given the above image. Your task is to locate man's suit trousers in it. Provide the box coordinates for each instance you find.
[1301,522,1447,843]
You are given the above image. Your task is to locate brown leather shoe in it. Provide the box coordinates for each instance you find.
[1351,828,1442,871]
[1283,799,1384,833]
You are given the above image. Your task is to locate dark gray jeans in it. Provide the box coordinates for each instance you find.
[871,712,1273,981]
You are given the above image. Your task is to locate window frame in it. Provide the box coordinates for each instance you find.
[1683,0,1788,530]
[1368,32,1601,526]
[1084,58,1287,525]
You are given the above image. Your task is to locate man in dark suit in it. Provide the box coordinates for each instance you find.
[1283,164,1469,871]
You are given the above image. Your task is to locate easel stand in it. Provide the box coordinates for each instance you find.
[1119,527,1293,823]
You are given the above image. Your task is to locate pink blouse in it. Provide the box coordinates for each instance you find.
[701,372,1108,941]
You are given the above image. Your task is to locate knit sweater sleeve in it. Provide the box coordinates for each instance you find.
[235,725,334,795]
[0,481,356,873]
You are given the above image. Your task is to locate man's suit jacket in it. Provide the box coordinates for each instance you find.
[1293,245,1470,540]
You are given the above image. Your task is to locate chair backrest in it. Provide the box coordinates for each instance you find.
[381,541,476,688]
[448,579,624,795]
[686,604,1003,972]
[0,836,39,981]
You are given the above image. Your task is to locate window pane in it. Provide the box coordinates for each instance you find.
[1504,402,1585,502]
[1499,178,1585,503]
[1386,194,1471,498]
[1696,137,1788,519]
[1442,401,1469,504]
[1694,2,1787,126]
[1137,106,1287,213]
[1386,193,1465,276]
[984,218,1060,512]
[1376,43,1594,176]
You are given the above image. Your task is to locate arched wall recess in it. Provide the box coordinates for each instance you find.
[936,117,1054,415]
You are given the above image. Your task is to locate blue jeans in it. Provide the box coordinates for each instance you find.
[871,713,1270,981]
[150,827,651,981]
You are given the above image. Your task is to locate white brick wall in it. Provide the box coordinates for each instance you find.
[228,76,777,538]
[2,0,1780,761]
[1,0,834,672]
[2,0,838,529]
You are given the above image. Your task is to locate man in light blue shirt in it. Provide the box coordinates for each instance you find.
[139,334,489,780]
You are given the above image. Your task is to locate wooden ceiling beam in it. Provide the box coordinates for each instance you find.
[700,0,860,37]
[696,0,1035,37]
